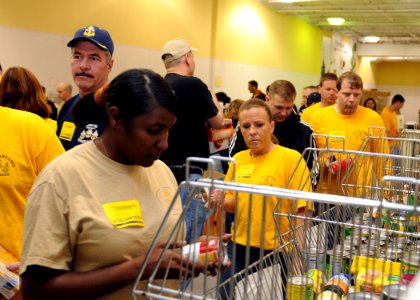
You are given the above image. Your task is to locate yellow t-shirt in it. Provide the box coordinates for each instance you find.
[310,105,389,196]
[44,117,58,132]
[381,106,398,137]
[0,107,64,258]
[225,145,313,250]
[301,102,322,123]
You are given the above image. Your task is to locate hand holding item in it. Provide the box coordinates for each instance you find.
[181,237,231,276]
[207,189,224,209]
[137,240,203,280]
[326,155,353,175]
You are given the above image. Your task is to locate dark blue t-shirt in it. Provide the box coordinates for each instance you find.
[56,94,105,150]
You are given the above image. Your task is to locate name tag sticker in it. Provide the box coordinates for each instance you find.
[102,200,144,229]
[237,164,255,178]
[328,130,346,147]
[59,121,76,141]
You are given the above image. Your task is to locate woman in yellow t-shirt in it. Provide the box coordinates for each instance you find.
[0,66,56,131]
[211,99,313,299]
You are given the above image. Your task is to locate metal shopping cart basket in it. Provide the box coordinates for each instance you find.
[279,175,420,299]
[131,155,322,300]
[132,148,420,299]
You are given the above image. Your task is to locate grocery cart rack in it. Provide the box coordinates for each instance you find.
[132,154,420,299]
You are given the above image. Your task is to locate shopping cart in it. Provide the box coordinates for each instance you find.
[131,152,419,300]
[131,155,315,300]
[279,176,420,299]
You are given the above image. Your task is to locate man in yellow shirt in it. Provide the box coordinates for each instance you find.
[301,72,338,123]
[381,94,405,138]
[310,71,388,196]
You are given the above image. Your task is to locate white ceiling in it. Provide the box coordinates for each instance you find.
[262,0,420,45]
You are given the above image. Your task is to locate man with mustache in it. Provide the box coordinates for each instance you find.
[56,25,114,150]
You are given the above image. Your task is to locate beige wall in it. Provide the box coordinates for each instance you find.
[357,58,420,124]
[0,0,322,102]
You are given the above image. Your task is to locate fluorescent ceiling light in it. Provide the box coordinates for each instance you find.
[364,36,380,43]
[327,17,345,26]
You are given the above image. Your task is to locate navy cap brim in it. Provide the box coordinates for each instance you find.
[67,37,110,52]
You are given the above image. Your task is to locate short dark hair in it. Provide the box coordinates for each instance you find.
[215,92,231,105]
[268,80,296,101]
[248,80,258,88]
[319,73,338,87]
[73,69,178,127]
[336,71,363,91]
[391,94,405,104]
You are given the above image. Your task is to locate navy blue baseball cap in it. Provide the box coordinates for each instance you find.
[67,25,114,56]
[307,92,321,105]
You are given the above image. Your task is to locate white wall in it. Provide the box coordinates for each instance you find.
[376,84,420,125]
[0,26,319,105]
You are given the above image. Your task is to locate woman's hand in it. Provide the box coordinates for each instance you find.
[206,189,224,209]
[0,262,22,300]
[136,240,204,280]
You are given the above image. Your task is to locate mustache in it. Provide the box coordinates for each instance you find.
[75,72,94,78]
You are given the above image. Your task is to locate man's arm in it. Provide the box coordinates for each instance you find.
[207,93,225,129]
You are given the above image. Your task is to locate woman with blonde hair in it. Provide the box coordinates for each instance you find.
[224,99,245,128]
[0,66,56,130]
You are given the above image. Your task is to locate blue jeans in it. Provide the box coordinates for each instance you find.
[180,173,206,243]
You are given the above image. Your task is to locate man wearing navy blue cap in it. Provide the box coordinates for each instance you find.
[56,25,114,150]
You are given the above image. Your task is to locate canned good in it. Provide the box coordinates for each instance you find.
[345,292,380,300]
[363,239,385,248]
[326,250,350,279]
[353,246,376,258]
[304,247,327,272]
[180,239,222,266]
[287,275,314,300]
[379,248,403,262]
[382,284,407,300]
[406,245,420,256]
[389,236,410,246]
[401,253,420,276]
[382,216,406,237]
[371,231,388,241]
[323,273,350,296]
[346,234,367,242]
[307,269,326,295]
[317,290,341,300]
[337,242,354,252]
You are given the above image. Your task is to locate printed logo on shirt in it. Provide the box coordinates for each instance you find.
[59,121,76,141]
[237,164,255,179]
[353,129,368,141]
[0,155,15,176]
[102,199,144,229]
[78,124,99,144]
